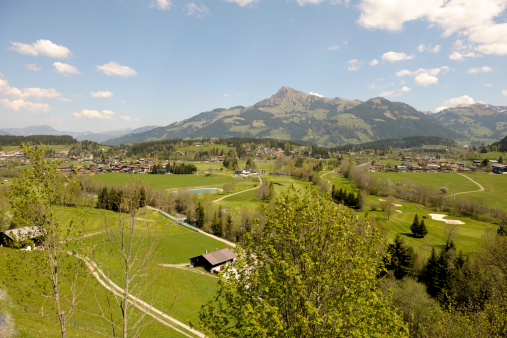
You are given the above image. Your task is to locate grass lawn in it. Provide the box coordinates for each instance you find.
[372,172,478,195]
[80,211,231,328]
[360,196,496,257]
[89,172,235,190]
[177,144,234,153]
[459,172,507,210]
[321,172,357,192]
[0,247,183,337]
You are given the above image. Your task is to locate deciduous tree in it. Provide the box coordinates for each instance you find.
[200,186,407,337]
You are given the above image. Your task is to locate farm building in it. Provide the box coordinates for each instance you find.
[190,248,237,273]
[0,226,45,248]
[492,163,507,174]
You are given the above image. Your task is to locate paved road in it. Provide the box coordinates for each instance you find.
[68,252,205,338]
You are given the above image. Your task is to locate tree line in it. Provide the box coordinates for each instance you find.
[0,135,78,146]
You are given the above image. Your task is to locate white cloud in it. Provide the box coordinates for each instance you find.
[443,95,476,108]
[9,39,72,58]
[435,106,448,112]
[96,62,137,77]
[223,0,257,7]
[309,92,324,98]
[466,66,493,74]
[502,90,507,96]
[368,83,381,89]
[357,0,507,55]
[91,91,114,98]
[328,45,339,51]
[369,59,378,66]
[0,78,63,100]
[22,88,62,99]
[120,116,139,122]
[382,51,415,62]
[186,3,210,17]
[73,109,115,120]
[120,99,126,104]
[396,66,449,86]
[1,98,51,113]
[150,0,172,10]
[401,86,411,92]
[379,91,394,97]
[418,44,441,53]
[296,0,326,5]
[25,64,42,71]
[53,62,80,75]
[414,73,439,86]
[347,59,363,71]
[484,83,493,87]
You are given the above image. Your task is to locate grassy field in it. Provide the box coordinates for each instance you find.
[373,171,507,209]
[83,209,230,327]
[321,172,357,192]
[373,172,478,194]
[177,144,234,153]
[0,247,183,337]
[0,207,230,337]
[460,172,507,210]
[89,172,235,190]
[361,195,496,257]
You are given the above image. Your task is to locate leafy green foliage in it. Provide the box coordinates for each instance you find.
[199,186,407,337]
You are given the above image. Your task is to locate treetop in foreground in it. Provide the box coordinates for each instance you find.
[199,186,407,337]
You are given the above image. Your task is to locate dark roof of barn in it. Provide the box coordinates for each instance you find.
[198,248,237,266]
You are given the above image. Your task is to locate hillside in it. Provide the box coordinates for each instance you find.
[0,125,159,143]
[431,104,507,144]
[332,136,456,151]
[106,87,462,147]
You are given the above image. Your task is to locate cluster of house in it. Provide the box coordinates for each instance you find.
[56,158,170,175]
[369,158,507,174]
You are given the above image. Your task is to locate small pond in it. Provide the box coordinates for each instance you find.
[187,188,220,194]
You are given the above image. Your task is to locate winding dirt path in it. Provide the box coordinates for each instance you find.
[68,252,205,338]
[447,173,485,197]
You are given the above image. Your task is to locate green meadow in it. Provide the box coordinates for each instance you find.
[363,196,496,257]
[89,172,235,190]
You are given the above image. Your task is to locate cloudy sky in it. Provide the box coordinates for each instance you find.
[1,0,507,132]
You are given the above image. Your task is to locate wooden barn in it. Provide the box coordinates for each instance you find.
[190,248,237,273]
[0,226,45,248]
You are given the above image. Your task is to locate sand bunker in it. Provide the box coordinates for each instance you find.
[395,210,403,213]
[429,214,465,225]
[393,203,402,207]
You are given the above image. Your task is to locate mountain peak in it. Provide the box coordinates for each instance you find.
[255,86,324,108]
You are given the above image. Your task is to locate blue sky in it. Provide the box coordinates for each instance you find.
[1,0,507,132]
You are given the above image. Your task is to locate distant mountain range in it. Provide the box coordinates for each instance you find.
[4,87,507,147]
[0,125,159,143]
[105,86,464,147]
[430,104,507,144]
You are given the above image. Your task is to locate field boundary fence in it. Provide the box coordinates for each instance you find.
[158,210,200,232]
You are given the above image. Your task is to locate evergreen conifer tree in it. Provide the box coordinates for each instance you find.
[410,214,420,236]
